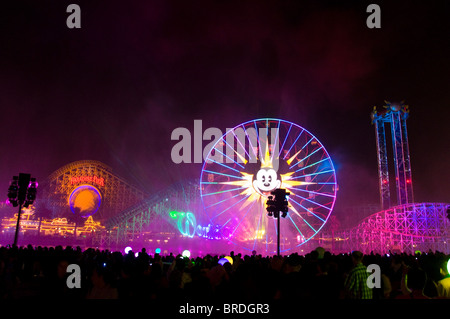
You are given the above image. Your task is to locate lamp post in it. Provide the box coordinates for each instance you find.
[266,188,290,256]
[7,173,38,246]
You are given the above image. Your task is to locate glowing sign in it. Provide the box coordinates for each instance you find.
[169,211,196,238]
[169,211,229,240]
[69,185,102,217]
[70,175,105,187]
[196,224,214,238]
[196,223,230,240]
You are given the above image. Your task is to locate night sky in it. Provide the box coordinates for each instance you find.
[1,0,450,222]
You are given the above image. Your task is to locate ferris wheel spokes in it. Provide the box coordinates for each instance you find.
[200,118,337,253]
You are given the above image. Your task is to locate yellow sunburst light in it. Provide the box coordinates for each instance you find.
[219,139,315,208]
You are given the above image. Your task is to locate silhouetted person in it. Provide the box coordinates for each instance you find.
[86,266,118,299]
[41,258,79,299]
[396,266,430,299]
[436,258,450,298]
[387,255,404,298]
[184,266,213,302]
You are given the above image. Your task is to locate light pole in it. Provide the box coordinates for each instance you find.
[7,173,38,246]
[266,188,290,256]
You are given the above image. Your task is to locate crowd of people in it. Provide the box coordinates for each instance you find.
[0,244,449,301]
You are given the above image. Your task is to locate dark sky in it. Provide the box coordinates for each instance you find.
[1,0,449,218]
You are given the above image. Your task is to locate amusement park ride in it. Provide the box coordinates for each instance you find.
[330,102,450,254]
[1,103,449,255]
[372,101,414,210]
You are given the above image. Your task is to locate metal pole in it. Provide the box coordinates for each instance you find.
[13,203,22,247]
[277,214,280,256]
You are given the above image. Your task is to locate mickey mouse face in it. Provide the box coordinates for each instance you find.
[253,168,281,193]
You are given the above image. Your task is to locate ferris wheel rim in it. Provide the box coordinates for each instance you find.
[199,118,338,253]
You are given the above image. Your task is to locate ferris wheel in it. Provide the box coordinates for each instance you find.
[200,118,337,254]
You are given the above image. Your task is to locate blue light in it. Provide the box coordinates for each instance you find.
[218,258,228,266]
[155,248,161,254]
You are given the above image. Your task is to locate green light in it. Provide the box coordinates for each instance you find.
[169,211,178,219]
[447,259,450,274]
[169,211,197,237]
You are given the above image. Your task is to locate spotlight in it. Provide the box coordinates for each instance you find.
[281,205,288,218]
[266,196,275,217]
[124,246,132,254]
[7,176,19,207]
[24,178,38,208]
[7,173,37,246]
